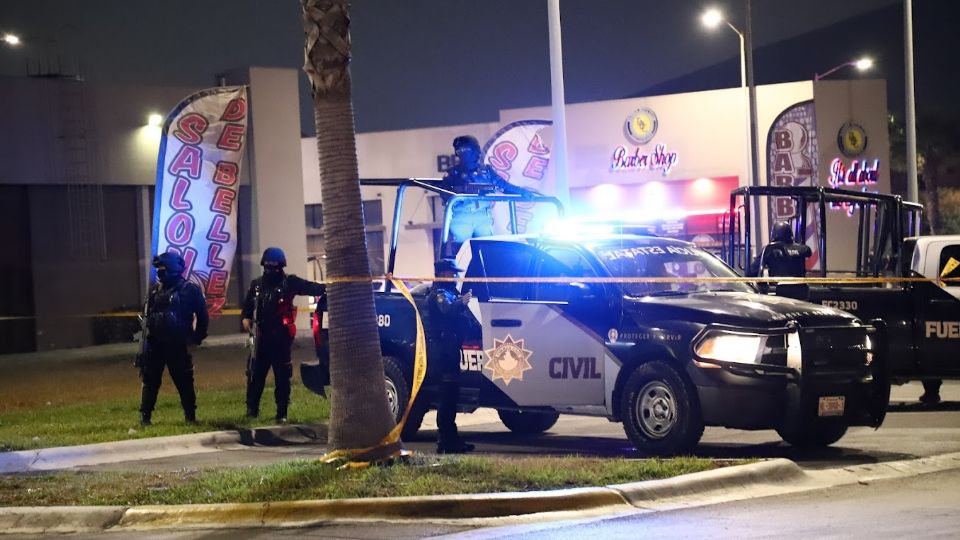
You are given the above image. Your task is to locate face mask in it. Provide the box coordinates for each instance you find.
[157,268,180,285]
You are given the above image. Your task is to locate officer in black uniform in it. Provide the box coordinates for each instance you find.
[427,258,475,453]
[241,247,326,422]
[440,135,536,255]
[750,221,813,300]
[139,252,209,426]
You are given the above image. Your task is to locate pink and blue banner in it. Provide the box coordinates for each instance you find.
[481,119,553,234]
[151,86,248,317]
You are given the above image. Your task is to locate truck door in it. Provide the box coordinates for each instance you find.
[915,242,960,376]
[470,241,606,407]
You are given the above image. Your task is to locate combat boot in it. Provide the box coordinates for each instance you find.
[139,412,152,427]
[437,439,474,454]
[184,409,198,425]
[245,408,259,419]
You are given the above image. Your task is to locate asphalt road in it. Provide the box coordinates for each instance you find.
[441,467,960,540]
[80,381,960,474]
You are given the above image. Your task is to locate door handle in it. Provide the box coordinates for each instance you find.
[930,298,957,305]
[491,319,522,328]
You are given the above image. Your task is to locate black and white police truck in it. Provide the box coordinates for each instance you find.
[303,180,888,455]
[724,186,960,386]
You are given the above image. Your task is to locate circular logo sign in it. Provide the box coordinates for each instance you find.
[624,107,658,145]
[838,122,868,157]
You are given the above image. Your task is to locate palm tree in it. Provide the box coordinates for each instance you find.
[301,0,395,451]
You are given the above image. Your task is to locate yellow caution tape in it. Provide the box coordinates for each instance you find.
[317,277,426,469]
[3,276,958,322]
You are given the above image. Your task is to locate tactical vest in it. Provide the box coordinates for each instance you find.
[255,276,297,338]
[147,281,188,342]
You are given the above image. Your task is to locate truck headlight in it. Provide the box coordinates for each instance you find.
[695,333,764,365]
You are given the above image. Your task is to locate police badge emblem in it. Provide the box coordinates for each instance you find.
[483,334,533,385]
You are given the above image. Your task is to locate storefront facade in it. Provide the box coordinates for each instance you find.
[314,78,890,278]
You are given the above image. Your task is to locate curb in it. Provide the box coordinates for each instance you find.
[4,453,960,534]
[0,423,327,474]
[0,458,798,534]
[610,457,805,506]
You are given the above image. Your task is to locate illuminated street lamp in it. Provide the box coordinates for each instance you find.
[701,7,754,192]
[814,57,874,80]
[701,8,745,87]
[2,33,21,46]
[147,113,163,127]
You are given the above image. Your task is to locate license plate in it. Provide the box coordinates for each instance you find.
[818,396,845,417]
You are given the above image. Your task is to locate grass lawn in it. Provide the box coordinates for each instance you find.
[0,455,728,506]
[0,343,329,451]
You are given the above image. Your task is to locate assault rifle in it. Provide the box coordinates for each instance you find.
[134,292,152,378]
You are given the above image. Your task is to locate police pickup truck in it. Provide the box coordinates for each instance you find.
[724,186,960,388]
[302,181,886,455]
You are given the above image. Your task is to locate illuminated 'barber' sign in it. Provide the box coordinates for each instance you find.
[611,144,679,175]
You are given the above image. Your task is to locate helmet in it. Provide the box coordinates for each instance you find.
[152,252,185,275]
[453,135,481,153]
[434,258,465,275]
[772,221,794,243]
[260,247,287,268]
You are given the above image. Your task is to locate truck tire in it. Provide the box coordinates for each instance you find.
[776,422,848,448]
[381,356,429,440]
[498,409,560,434]
[620,360,704,456]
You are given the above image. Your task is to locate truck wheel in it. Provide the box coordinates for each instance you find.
[383,357,411,424]
[776,422,848,448]
[381,356,429,440]
[620,360,704,456]
[498,409,560,434]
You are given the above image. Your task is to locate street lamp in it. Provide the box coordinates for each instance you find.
[701,8,745,87]
[814,57,874,80]
[2,33,21,46]
[701,7,753,190]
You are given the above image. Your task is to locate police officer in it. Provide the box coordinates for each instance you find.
[751,221,813,300]
[440,135,536,255]
[241,247,326,422]
[139,252,209,426]
[427,258,475,453]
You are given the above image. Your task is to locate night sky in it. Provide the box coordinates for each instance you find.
[0,0,954,135]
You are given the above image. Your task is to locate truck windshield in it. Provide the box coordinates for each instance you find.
[593,242,753,297]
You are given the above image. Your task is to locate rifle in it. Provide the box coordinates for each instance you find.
[246,324,258,385]
[134,290,152,379]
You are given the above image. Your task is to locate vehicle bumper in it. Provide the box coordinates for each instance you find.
[692,323,887,430]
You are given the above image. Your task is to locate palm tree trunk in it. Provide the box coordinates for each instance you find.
[301,0,394,450]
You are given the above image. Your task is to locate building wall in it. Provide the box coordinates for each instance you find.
[0,69,303,351]
[302,122,497,278]
[326,80,891,280]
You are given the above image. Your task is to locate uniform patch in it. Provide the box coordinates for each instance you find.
[483,335,533,385]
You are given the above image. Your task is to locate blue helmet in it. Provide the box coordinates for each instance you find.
[453,135,480,153]
[260,247,287,268]
[153,252,185,275]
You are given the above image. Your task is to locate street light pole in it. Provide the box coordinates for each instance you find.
[547,0,570,206]
[905,0,919,203]
[814,58,873,80]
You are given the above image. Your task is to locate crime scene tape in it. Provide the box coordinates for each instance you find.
[2,275,957,322]
[318,277,426,469]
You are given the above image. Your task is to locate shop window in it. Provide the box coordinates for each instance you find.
[304,201,385,276]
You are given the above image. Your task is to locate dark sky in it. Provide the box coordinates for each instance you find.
[2,0,950,135]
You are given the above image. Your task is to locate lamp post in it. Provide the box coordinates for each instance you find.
[701,8,752,186]
[814,57,873,80]
[702,4,761,258]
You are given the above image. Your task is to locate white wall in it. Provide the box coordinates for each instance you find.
[302,122,498,279]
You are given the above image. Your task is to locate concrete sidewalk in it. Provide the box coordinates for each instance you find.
[0,423,327,474]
